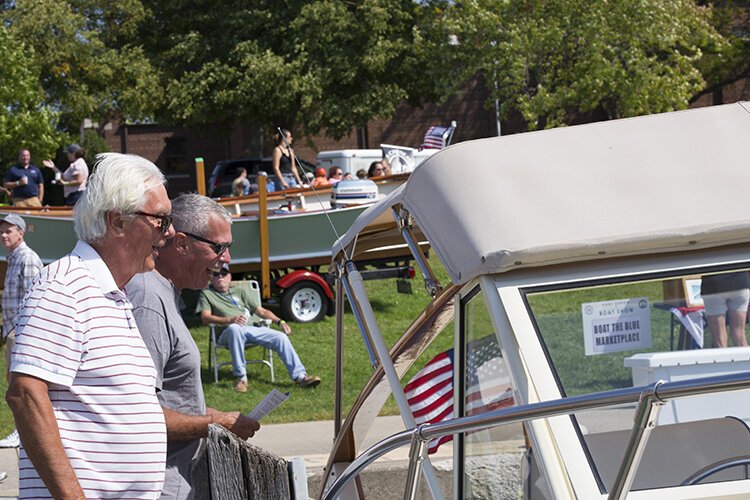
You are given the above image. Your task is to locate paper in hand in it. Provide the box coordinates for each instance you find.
[247,388,290,421]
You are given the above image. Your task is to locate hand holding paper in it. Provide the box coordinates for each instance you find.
[247,388,290,421]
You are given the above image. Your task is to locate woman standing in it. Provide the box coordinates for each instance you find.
[271,129,303,191]
[43,144,89,206]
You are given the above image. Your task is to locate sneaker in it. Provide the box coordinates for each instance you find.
[234,378,248,393]
[0,471,6,482]
[295,374,321,388]
[0,429,19,448]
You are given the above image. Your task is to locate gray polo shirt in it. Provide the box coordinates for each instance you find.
[127,271,206,500]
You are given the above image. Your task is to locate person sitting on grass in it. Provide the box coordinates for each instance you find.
[196,264,321,392]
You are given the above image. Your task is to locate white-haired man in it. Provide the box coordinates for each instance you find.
[126,194,260,499]
[6,153,173,499]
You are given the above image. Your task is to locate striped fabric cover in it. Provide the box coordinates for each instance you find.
[10,242,166,499]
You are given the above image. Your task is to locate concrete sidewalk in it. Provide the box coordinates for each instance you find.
[0,416,439,498]
[0,416,525,498]
[0,446,17,499]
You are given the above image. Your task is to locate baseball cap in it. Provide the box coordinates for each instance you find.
[1,214,26,231]
[67,144,82,155]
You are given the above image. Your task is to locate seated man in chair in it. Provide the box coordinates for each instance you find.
[197,264,321,392]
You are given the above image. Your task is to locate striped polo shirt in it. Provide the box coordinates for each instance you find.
[11,241,166,499]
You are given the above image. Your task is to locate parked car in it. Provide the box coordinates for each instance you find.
[208,157,316,198]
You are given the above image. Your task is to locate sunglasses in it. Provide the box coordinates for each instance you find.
[133,211,173,234]
[212,270,230,277]
[182,231,231,256]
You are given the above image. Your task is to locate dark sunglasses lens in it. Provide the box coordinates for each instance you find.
[161,215,173,233]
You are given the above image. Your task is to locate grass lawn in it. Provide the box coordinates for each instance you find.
[0,255,453,437]
[0,258,715,438]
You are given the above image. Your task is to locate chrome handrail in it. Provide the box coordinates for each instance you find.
[322,371,750,500]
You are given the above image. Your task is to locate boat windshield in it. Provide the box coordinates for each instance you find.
[523,265,750,493]
[460,286,525,498]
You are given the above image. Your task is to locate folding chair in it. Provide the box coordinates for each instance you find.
[206,280,275,383]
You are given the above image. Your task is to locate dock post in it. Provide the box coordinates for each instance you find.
[258,175,271,299]
[195,157,206,195]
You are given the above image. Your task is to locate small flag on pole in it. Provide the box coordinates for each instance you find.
[421,125,452,150]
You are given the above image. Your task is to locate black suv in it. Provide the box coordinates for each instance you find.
[208,157,316,198]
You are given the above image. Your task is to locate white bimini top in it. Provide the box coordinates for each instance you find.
[334,102,750,285]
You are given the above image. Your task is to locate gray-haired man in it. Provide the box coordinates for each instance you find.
[126,193,259,499]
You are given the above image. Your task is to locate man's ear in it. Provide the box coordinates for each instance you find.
[172,232,190,253]
[106,211,127,237]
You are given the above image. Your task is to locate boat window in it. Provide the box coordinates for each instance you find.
[461,287,525,498]
[523,267,750,492]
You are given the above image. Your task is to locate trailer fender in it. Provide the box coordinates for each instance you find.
[276,270,334,299]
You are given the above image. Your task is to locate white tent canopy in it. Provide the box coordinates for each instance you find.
[333,102,750,285]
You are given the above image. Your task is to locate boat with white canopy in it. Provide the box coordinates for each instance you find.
[322,102,750,499]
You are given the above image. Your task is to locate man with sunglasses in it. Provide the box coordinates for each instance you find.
[7,153,172,499]
[197,264,321,392]
[126,193,259,499]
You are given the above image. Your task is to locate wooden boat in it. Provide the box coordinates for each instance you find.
[0,174,409,268]
[322,102,750,499]
[0,174,416,322]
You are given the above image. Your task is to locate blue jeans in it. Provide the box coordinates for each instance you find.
[218,324,306,381]
[274,174,298,192]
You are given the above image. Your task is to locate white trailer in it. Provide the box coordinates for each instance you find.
[316,148,438,176]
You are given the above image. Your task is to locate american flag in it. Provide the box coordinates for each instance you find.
[404,335,514,454]
[420,125,452,150]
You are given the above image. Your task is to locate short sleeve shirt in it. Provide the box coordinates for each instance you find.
[11,241,166,499]
[195,285,259,319]
[126,271,205,500]
[4,164,44,199]
[62,157,89,197]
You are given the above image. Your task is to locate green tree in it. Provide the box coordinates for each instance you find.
[439,0,729,130]
[0,27,62,168]
[2,0,161,134]
[140,0,440,139]
[692,1,750,104]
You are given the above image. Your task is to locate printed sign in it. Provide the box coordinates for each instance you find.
[381,144,415,174]
[582,297,652,355]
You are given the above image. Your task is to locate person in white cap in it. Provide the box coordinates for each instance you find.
[0,213,42,449]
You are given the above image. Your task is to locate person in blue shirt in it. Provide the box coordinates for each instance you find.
[3,149,45,207]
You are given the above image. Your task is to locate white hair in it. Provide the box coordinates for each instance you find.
[171,193,232,236]
[74,153,166,243]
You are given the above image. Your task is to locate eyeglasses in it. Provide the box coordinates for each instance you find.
[212,270,230,277]
[133,211,173,234]
[182,231,231,256]
[334,172,343,176]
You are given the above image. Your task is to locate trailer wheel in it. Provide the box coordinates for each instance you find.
[281,281,328,323]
